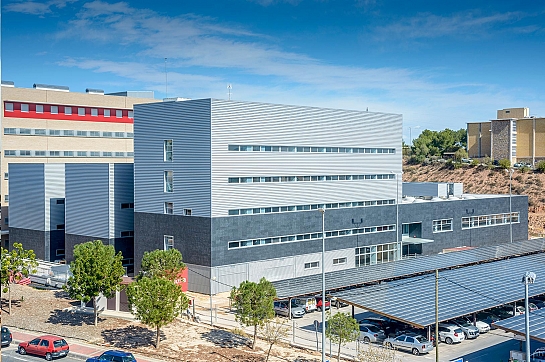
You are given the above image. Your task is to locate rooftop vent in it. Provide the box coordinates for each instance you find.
[1,80,14,87]
[86,88,104,95]
[163,97,191,102]
[33,84,69,92]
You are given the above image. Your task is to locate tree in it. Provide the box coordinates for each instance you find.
[357,341,399,362]
[454,148,468,163]
[64,240,125,326]
[126,276,188,348]
[0,243,38,314]
[230,277,276,349]
[325,311,360,362]
[259,317,290,362]
[139,248,186,281]
[498,158,511,170]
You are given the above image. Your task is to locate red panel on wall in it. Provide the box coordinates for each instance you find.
[174,268,189,292]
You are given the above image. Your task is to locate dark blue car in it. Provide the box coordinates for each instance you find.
[86,350,137,362]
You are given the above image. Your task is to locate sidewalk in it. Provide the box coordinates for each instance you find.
[9,327,165,362]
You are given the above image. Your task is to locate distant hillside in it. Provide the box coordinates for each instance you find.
[402,162,545,238]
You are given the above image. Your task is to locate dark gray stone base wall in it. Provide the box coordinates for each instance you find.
[9,228,47,260]
[65,234,99,262]
[134,212,211,274]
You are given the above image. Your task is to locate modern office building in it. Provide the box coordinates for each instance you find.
[132,99,528,293]
[467,107,545,165]
[0,82,159,247]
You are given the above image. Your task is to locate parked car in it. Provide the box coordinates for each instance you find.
[330,296,348,308]
[529,298,545,309]
[86,350,137,362]
[315,296,331,311]
[383,334,434,356]
[358,317,390,332]
[358,324,386,344]
[450,318,480,339]
[1,326,12,347]
[459,316,490,333]
[18,335,69,360]
[475,311,501,329]
[292,296,317,313]
[531,347,545,362]
[273,300,305,318]
[436,324,465,344]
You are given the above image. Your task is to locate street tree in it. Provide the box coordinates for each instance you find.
[0,243,38,314]
[325,311,360,362]
[126,275,189,348]
[259,317,290,362]
[64,240,125,326]
[230,277,276,349]
[454,148,468,163]
[139,248,185,281]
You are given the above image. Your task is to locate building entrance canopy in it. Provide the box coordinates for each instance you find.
[331,252,545,328]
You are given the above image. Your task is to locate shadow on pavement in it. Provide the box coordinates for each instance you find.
[101,325,162,349]
[201,329,250,348]
[47,309,106,326]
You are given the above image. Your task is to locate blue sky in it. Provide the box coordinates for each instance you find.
[2,0,544,141]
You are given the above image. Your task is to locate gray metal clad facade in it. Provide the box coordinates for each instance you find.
[9,163,47,230]
[65,163,111,238]
[114,164,134,238]
[331,252,545,328]
[44,164,66,232]
[134,100,212,216]
[210,99,402,217]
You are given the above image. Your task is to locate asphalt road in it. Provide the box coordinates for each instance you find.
[1,345,84,362]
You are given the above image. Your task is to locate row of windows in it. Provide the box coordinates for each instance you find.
[227,223,395,249]
[4,150,133,158]
[4,102,132,118]
[228,174,395,184]
[228,145,396,154]
[228,199,395,216]
[4,128,133,138]
[163,202,192,216]
[461,213,519,229]
[355,242,399,267]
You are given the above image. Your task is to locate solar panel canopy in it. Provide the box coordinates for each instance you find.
[493,311,545,343]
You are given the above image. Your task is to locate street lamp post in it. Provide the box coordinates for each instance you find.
[509,168,514,243]
[318,208,326,362]
[522,272,536,362]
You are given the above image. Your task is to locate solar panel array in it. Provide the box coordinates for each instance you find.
[331,253,545,328]
[273,238,545,299]
[493,310,545,343]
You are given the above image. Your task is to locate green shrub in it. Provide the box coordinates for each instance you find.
[471,159,480,167]
[498,158,511,169]
[536,161,545,173]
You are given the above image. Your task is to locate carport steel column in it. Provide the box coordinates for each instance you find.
[319,208,326,362]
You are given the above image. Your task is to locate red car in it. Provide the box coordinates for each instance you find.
[315,296,331,311]
[18,335,69,360]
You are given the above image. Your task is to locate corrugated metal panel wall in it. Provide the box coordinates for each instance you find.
[44,164,66,232]
[8,163,46,230]
[114,164,134,238]
[65,163,110,238]
[210,99,402,217]
[134,100,212,216]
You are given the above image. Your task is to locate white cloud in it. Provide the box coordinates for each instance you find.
[3,0,77,15]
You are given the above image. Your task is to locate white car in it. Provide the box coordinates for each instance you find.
[460,316,490,333]
[437,324,465,344]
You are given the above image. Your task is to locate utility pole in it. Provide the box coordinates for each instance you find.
[435,269,439,362]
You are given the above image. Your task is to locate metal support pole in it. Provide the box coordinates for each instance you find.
[509,169,513,243]
[397,173,401,260]
[522,272,536,362]
[435,269,439,362]
[319,208,326,362]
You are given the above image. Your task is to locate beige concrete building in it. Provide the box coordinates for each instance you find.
[0,82,160,247]
[467,107,545,165]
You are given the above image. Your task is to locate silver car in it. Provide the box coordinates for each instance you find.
[383,334,434,356]
[358,323,386,344]
[450,318,479,339]
[273,300,305,318]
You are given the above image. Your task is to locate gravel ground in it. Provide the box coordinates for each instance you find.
[1,284,321,362]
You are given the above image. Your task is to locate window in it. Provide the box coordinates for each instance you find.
[20,150,31,156]
[116,110,123,118]
[57,224,65,230]
[64,107,72,115]
[63,130,74,136]
[104,109,110,117]
[89,131,100,137]
[126,132,134,138]
[36,104,43,113]
[49,151,60,157]
[164,235,174,250]
[121,203,134,209]
[51,105,58,114]
[19,128,31,135]
[35,129,46,135]
[3,173,7,180]
[64,151,74,157]
[103,152,112,157]
[114,132,124,138]
[4,218,8,225]
[49,129,61,136]
[39,340,49,347]
[4,128,16,134]
[120,231,134,237]
[4,150,16,156]
[56,199,65,204]
[164,171,173,192]
[102,131,113,137]
[91,108,98,116]
[90,151,100,157]
[115,152,125,157]
[184,209,192,216]
[5,103,13,112]
[56,249,65,256]
[164,140,173,161]
[21,104,29,112]
[164,202,173,214]
[4,195,9,202]
[333,257,347,265]
[127,152,134,157]
[304,261,319,269]
[77,130,87,137]
[128,111,134,118]
[432,219,453,233]
[35,151,46,156]
[78,107,85,116]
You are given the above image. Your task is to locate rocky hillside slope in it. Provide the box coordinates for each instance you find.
[402,163,545,238]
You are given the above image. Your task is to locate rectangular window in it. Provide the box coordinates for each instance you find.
[184,209,192,216]
[77,151,87,157]
[126,132,134,138]
[35,151,46,156]
[103,152,112,157]
[164,140,173,161]
[114,132,124,138]
[121,203,134,209]
[63,130,74,136]
[4,195,9,202]
[4,150,16,156]
[20,150,31,156]
[64,151,74,157]
[64,107,72,115]
[78,107,85,116]
[164,235,174,250]
[36,104,44,113]
[21,103,29,112]
[304,261,319,269]
[19,128,31,135]
[116,110,122,118]
[164,202,173,215]
[56,224,65,230]
[51,105,58,114]
[4,128,16,134]
[56,199,65,204]
[49,129,61,136]
[333,257,347,265]
[5,103,13,111]
[127,152,134,157]
[104,109,110,117]
[102,131,113,137]
[35,129,46,135]
[89,131,100,137]
[77,130,87,137]
[128,111,134,118]
[49,151,60,157]
[432,219,453,233]
[90,151,100,157]
[164,171,173,192]
[115,152,125,157]
[3,173,8,180]
[4,218,8,225]
[56,249,65,256]
[91,108,98,116]
[120,231,134,237]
